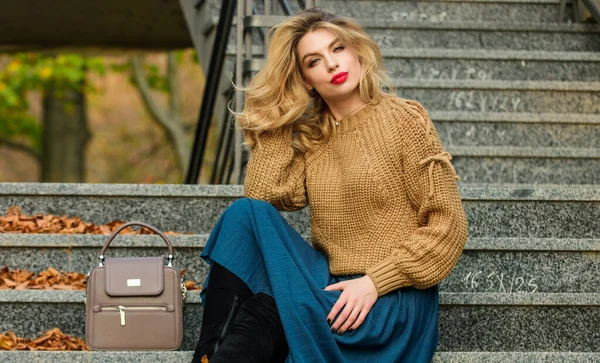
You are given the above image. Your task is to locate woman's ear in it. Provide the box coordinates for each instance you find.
[299,74,312,90]
[303,79,313,91]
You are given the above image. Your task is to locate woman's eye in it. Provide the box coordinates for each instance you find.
[307,46,344,68]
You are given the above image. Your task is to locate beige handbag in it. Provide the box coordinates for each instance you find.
[85,221,186,350]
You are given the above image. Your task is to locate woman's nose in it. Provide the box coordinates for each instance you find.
[326,57,339,72]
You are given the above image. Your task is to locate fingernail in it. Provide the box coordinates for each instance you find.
[348,329,354,333]
[330,327,337,333]
[327,319,332,325]
[337,331,343,335]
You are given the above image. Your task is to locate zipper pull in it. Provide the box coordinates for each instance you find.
[119,306,126,326]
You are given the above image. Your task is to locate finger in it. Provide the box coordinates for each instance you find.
[331,300,355,333]
[324,281,345,291]
[338,302,363,334]
[349,306,370,331]
[327,294,348,326]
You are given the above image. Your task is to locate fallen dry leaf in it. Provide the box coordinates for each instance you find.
[0,267,87,290]
[185,280,200,290]
[0,328,90,351]
[14,281,30,290]
[2,277,17,287]
[0,266,203,291]
[1,206,189,235]
[47,267,60,277]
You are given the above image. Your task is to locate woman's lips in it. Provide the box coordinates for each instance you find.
[331,72,348,84]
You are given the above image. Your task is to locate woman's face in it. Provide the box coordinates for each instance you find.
[297,28,362,101]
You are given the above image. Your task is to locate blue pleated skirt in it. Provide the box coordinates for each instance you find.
[200,198,439,363]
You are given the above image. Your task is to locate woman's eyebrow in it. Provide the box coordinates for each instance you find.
[302,38,340,62]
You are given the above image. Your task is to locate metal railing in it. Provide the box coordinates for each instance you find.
[187,0,316,184]
[185,0,237,185]
[560,0,600,23]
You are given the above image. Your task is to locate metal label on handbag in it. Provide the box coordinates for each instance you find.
[85,221,186,351]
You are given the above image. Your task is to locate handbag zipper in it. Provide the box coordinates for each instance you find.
[100,305,168,326]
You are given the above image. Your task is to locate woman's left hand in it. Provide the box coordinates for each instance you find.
[324,275,378,334]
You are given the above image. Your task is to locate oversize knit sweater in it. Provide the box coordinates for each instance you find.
[243,94,469,297]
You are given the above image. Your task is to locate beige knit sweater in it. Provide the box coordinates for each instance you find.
[243,94,468,297]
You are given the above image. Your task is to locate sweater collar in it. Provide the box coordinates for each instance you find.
[334,95,390,134]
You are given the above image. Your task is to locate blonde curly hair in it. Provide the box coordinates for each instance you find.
[230,6,395,154]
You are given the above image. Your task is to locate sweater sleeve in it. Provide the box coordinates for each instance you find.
[243,129,308,211]
[365,99,468,297]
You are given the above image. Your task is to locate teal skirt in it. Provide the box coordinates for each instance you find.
[200,198,439,363]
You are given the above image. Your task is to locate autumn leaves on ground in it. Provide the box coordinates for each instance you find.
[0,206,201,350]
[0,329,90,351]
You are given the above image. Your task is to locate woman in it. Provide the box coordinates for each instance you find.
[192,6,468,363]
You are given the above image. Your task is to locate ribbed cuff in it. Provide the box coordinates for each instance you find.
[365,257,410,297]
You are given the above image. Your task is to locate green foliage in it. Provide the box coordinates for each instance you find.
[190,50,199,64]
[0,115,42,151]
[174,49,186,64]
[0,50,195,155]
[131,51,190,93]
[109,62,131,73]
[0,53,106,151]
[145,63,169,92]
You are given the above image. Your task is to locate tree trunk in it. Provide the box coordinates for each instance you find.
[41,87,91,182]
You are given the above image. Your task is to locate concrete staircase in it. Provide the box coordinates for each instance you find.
[1,183,599,362]
[1,0,599,361]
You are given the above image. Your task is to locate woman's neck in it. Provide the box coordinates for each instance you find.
[325,92,367,121]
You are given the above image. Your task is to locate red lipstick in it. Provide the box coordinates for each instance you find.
[331,72,348,84]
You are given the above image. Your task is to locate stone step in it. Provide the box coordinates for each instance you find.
[234,48,600,82]
[1,234,598,294]
[319,0,574,23]
[394,80,599,114]
[0,352,192,363]
[435,121,600,148]
[1,183,600,235]
[1,234,597,293]
[0,290,598,352]
[429,111,600,124]
[385,55,600,82]
[451,155,599,184]
[233,19,600,52]
[1,351,598,363]
[429,111,600,152]
[361,21,600,52]
[383,48,600,82]
[433,352,600,362]
[449,146,599,158]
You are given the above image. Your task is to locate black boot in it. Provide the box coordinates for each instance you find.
[209,292,289,363]
[191,262,254,362]
[270,326,290,363]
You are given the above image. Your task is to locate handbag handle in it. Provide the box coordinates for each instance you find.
[98,221,175,267]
